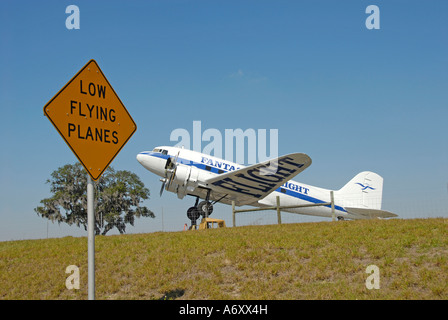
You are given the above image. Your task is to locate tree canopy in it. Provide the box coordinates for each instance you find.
[35,163,154,235]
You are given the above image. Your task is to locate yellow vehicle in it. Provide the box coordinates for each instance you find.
[198,218,226,230]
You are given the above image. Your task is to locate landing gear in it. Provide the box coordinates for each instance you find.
[197,201,213,217]
[199,189,213,218]
[187,206,200,221]
[187,197,201,228]
[186,191,214,228]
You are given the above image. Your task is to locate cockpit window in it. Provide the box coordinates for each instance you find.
[152,148,168,155]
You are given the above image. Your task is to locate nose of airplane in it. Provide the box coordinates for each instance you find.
[136,152,146,164]
[136,152,165,176]
[137,152,154,170]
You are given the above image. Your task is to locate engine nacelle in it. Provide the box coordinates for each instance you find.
[172,165,189,186]
[166,164,199,199]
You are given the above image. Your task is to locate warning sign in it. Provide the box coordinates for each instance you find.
[44,59,136,180]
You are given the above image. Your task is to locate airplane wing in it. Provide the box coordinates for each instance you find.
[345,207,398,220]
[204,153,311,206]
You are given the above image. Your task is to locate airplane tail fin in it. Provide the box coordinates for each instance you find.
[336,171,383,210]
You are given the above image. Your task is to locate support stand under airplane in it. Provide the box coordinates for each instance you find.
[136,146,397,227]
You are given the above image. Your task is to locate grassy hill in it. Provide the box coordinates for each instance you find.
[1,218,447,300]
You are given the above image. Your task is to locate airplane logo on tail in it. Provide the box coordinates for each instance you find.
[356,183,375,191]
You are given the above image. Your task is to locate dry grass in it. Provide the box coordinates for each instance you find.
[1,218,447,300]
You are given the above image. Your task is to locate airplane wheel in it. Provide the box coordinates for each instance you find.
[197,201,213,217]
[187,207,200,221]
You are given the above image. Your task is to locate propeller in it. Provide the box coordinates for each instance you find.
[159,151,180,196]
[159,178,166,196]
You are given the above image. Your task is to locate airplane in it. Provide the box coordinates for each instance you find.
[136,146,397,226]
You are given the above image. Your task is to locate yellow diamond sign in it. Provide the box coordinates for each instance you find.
[44,59,136,180]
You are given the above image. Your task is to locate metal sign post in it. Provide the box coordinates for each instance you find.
[87,174,95,300]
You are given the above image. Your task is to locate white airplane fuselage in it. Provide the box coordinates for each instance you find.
[137,146,387,221]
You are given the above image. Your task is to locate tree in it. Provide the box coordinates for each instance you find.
[35,163,155,235]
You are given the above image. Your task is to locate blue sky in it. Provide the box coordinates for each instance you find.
[1,1,447,241]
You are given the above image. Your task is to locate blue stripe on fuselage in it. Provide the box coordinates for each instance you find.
[274,187,346,212]
[139,151,226,174]
[141,151,346,212]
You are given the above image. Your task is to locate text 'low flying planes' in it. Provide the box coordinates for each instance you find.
[137,146,397,227]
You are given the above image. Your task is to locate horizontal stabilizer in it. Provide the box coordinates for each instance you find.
[345,207,398,220]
